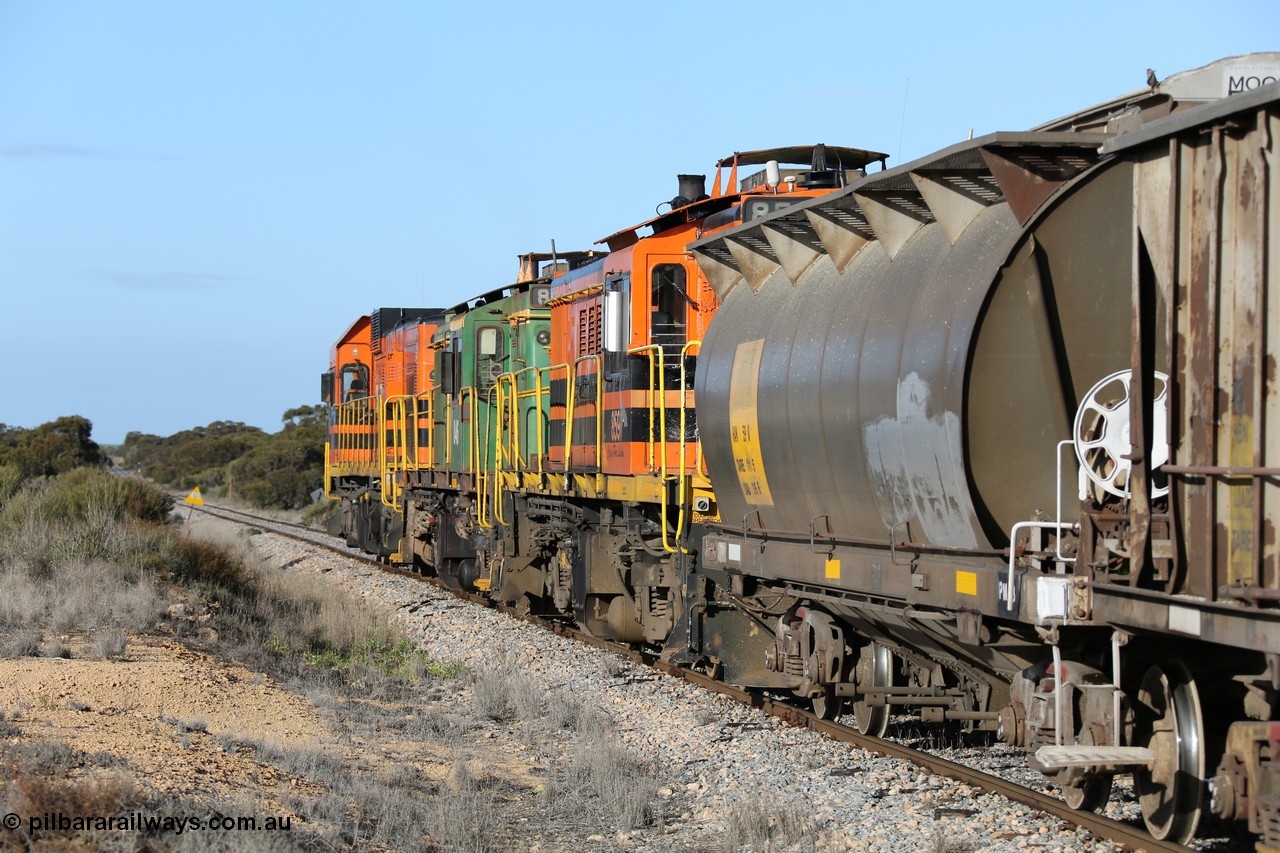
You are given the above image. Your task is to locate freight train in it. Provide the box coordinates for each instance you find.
[322,55,1279,846]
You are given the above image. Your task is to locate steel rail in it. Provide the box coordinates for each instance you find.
[188,501,1190,853]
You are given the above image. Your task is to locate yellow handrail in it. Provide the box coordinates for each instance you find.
[626,345,667,477]
[527,366,551,474]
[489,379,510,526]
[503,365,550,473]
[330,396,378,472]
[323,440,333,499]
[381,394,412,509]
[412,389,435,470]
[494,373,518,470]
[673,340,702,549]
[626,341,703,554]
[565,354,604,472]
[457,386,491,528]
[480,384,504,527]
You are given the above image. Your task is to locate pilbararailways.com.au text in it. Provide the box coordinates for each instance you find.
[4,811,292,835]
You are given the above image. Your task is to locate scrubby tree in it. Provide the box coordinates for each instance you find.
[122,422,265,486]
[122,408,323,510]
[228,407,325,508]
[281,405,326,428]
[0,416,103,477]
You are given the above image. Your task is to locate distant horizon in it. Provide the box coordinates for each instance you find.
[3,1,1275,444]
[1,411,309,448]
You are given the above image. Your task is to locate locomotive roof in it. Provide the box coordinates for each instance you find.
[598,144,891,250]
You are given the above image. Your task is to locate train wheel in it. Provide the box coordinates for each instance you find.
[1133,661,1204,844]
[1062,771,1113,813]
[1060,724,1113,813]
[853,643,893,737]
[812,685,842,721]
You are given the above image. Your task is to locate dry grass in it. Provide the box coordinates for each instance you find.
[0,471,177,659]
[541,732,658,831]
[226,734,502,852]
[721,794,814,852]
[5,769,142,822]
[0,737,146,850]
[0,736,315,851]
[467,664,660,835]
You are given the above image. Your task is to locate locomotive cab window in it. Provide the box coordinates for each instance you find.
[437,337,461,396]
[475,325,506,391]
[651,264,689,346]
[339,362,369,402]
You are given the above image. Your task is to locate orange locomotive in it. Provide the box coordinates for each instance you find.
[321,307,448,555]
[321,145,885,638]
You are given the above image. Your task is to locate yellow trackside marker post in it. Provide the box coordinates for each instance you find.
[183,486,203,524]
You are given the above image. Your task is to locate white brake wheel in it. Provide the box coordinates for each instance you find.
[1073,370,1168,499]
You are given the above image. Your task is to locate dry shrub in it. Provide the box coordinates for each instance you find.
[0,556,164,657]
[92,627,128,661]
[542,693,609,738]
[470,667,519,722]
[721,794,813,852]
[49,560,162,635]
[468,666,550,726]
[0,628,39,658]
[4,739,74,773]
[536,715,658,832]
[171,535,248,590]
[422,762,496,852]
[0,470,175,651]
[253,565,399,658]
[4,769,141,820]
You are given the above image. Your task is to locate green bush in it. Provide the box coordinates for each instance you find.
[34,467,173,525]
[0,470,177,644]
[0,464,22,507]
[169,535,248,591]
[0,416,103,478]
[300,498,339,528]
[123,407,325,510]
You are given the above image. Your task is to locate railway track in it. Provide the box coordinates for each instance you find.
[187,500,1191,852]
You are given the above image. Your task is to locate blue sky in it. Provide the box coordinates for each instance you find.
[1,2,1275,444]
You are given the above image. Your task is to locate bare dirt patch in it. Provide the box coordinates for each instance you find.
[0,636,328,814]
[0,633,549,850]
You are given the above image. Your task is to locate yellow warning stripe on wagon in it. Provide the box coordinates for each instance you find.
[728,339,773,506]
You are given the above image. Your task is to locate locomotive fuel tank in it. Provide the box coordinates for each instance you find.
[695,138,1138,553]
